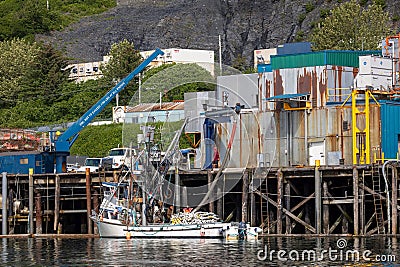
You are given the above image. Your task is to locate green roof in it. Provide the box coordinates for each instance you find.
[270,50,381,70]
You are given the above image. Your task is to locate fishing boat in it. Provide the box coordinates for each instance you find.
[92,181,261,239]
[91,119,261,239]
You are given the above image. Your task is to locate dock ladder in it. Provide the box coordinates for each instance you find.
[372,165,385,234]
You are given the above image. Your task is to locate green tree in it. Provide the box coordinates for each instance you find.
[101,39,143,105]
[21,43,70,105]
[311,0,392,51]
[0,38,40,108]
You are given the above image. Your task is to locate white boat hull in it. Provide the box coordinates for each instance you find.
[94,217,231,238]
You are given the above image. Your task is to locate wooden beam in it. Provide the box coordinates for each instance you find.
[277,170,283,234]
[329,214,343,234]
[285,182,291,234]
[323,181,329,234]
[365,212,376,233]
[241,171,248,223]
[353,167,359,235]
[54,174,60,233]
[255,190,316,233]
[291,193,315,213]
[327,192,353,223]
[359,183,400,210]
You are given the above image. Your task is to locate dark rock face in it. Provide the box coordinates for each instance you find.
[36,0,400,67]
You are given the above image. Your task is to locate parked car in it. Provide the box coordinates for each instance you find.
[67,163,80,172]
[103,148,136,170]
[76,158,104,172]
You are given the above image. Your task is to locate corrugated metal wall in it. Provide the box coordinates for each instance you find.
[380,102,400,159]
[215,104,383,168]
[217,74,259,109]
[270,50,380,70]
[260,65,357,108]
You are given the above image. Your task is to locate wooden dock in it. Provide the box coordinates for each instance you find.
[1,162,399,237]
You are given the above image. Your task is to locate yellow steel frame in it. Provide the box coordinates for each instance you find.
[283,101,311,111]
[341,89,380,164]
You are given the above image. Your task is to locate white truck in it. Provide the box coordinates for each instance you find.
[76,158,104,172]
[103,148,136,170]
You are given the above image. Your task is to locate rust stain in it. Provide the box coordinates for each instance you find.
[297,68,312,94]
[353,67,359,78]
[274,70,283,110]
[319,68,327,106]
[312,67,318,108]
[337,66,343,89]
[266,78,271,110]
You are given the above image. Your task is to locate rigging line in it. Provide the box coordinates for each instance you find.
[98,150,145,215]
[151,118,188,198]
[192,117,238,213]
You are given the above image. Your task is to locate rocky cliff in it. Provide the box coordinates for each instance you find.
[36,0,400,67]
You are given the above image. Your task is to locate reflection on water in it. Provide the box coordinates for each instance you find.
[0,237,398,266]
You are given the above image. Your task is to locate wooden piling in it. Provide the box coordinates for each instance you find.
[92,189,99,235]
[314,163,321,234]
[85,168,92,235]
[35,190,42,234]
[217,186,223,220]
[207,171,214,213]
[251,186,256,226]
[93,190,99,214]
[323,181,329,234]
[360,185,365,235]
[276,169,283,235]
[353,167,359,235]
[285,181,291,234]
[391,166,398,235]
[241,171,248,223]
[28,169,34,235]
[2,172,7,235]
[54,174,60,233]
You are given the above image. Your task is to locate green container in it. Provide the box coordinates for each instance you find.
[270,50,380,70]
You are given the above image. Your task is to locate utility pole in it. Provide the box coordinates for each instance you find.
[218,35,222,75]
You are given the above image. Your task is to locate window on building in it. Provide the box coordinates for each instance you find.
[72,68,78,74]
[20,158,28,164]
[93,67,99,72]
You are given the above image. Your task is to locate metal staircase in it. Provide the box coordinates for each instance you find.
[372,165,385,234]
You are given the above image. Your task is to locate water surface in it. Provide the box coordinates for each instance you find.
[0,237,398,266]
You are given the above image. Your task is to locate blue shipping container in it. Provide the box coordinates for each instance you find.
[257,64,272,73]
[380,101,400,159]
[0,151,55,174]
[277,42,312,55]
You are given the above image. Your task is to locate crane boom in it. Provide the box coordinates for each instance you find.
[54,48,164,173]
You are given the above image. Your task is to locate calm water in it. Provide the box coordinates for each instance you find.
[0,237,398,266]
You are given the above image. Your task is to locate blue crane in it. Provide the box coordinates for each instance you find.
[54,48,164,173]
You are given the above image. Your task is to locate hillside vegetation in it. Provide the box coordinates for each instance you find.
[0,0,116,41]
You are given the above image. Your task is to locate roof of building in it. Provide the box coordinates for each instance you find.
[126,101,184,112]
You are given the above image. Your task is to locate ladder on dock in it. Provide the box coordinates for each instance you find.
[255,170,273,234]
[372,165,385,234]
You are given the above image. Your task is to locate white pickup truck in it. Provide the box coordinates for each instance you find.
[76,158,104,172]
[103,148,136,170]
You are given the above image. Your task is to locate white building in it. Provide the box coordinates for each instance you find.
[67,48,215,83]
[112,102,185,124]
